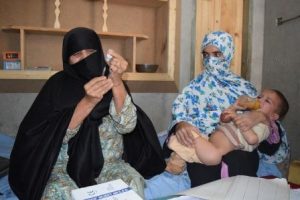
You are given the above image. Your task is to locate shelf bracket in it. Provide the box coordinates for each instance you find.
[102,0,108,32]
[276,14,300,26]
[54,0,61,29]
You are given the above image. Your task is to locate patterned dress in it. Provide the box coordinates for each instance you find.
[257,123,290,178]
[170,31,257,136]
[170,31,290,179]
[42,95,144,199]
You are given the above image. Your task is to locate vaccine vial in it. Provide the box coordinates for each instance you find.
[105,54,112,62]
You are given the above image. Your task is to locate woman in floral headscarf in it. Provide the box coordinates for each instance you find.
[164,31,265,186]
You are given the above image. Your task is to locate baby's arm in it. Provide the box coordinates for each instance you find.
[220,105,238,123]
[233,110,268,132]
[237,111,268,145]
[239,127,259,145]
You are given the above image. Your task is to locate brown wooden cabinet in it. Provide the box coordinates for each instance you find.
[195,0,246,76]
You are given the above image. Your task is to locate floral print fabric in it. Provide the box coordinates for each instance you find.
[42,95,144,199]
[258,123,290,164]
[170,31,257,135]
[170,31,290,176]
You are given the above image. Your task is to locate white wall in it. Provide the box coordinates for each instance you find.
[0,93,178,135]
[248,0,265,92]
[262,0,300,160]
[0,93,36,136]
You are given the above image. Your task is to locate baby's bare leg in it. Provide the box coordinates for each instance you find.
[193,135,221,165]
[165,152,186,174]
[193,130,235,165]
[209,130,236,157]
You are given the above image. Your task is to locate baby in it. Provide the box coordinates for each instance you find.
[166,89,289,174]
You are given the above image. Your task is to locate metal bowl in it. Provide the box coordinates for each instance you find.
[136,64,158,73]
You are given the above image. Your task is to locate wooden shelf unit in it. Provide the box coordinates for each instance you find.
[0,0,178,92]
[96,0,168,8]
[1,25,148,71]
[0,24,170,81]
[0,70,174,81]
[2,25,150,38]
[0,22,175,81]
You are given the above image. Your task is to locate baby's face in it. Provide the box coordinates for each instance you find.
[257,90,280,121]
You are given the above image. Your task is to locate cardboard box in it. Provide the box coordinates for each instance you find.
[3,61,21,70]
[2,51,21,70]
[288,160,300,185]
[3,51,20,60]
[71,179,142,200]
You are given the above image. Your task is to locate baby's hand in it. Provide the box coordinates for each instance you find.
[220,107,236,123]
[220,113,231,123]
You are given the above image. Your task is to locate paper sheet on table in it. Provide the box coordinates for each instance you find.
[71,179,142,200]
[179,175,289,200]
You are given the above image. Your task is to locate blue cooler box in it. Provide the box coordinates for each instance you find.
[3,60,21,70]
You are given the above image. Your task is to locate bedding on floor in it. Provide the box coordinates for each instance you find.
[0,132,190,200]
[2,130,288,200]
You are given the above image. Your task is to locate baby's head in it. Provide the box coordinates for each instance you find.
[258,89,289,121]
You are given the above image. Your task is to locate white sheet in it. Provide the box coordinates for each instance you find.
[179,175,290,200]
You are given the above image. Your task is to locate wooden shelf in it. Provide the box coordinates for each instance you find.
[90,0,168,8]
[0,0,178,92]
[2,25,149,40]
[0,70,57,80]
[0,70,173,81]
[2,25,149,72]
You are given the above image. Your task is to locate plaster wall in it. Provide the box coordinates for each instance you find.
[262,0,300,160]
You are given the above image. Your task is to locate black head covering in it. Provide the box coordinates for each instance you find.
[62,27,108,81]
[9,27,165,200]
[9,27,112,200]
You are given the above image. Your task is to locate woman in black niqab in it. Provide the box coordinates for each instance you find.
[8,27,166,200]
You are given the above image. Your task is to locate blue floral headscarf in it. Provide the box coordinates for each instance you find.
[201,31,234,70]
[170,31,257,135]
